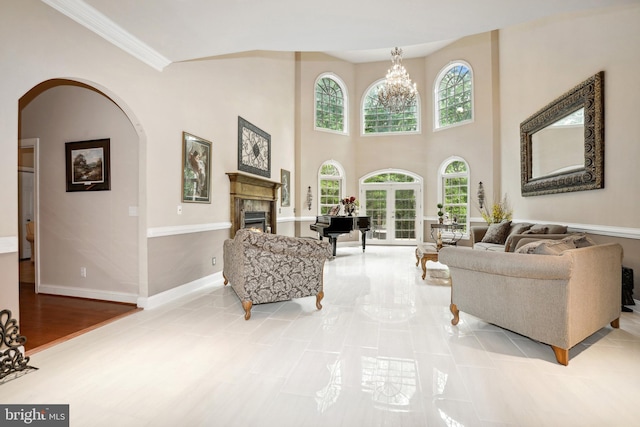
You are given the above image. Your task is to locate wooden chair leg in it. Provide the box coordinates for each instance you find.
[415,248,420,267]
[611,318,620,328]
[316,291,324,310]
[242,301,252,320]
[450,303,459,325]
[420,256,428,280]
[551,345,569,366]
[223,273,228,285]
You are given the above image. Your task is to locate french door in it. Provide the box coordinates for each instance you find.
[362,183,421,245]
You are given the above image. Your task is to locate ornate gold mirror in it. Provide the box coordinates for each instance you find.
[520,71,604,196]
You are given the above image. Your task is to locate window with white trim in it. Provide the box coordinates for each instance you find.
[315,74,347,133]
[435,62,473,129]
[362,80,419,134]
[438,157,469,233]
[318,161,345,215]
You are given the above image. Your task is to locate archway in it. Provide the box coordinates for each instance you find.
[17,79,146,351]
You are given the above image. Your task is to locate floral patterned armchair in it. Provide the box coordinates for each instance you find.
[223,229,333,320]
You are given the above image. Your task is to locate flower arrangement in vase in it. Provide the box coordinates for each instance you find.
[478,194,513,224]
[341,196,358,216]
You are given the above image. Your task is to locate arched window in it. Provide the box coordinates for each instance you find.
[315,74,348,134]
[318,160,345,215]
[434,61,473,130]
[362,80,420,135]
[438,157,470,233]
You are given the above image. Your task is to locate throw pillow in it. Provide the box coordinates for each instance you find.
[533,240,576,255]
[523,224,549,235]
[561,233,596,248]
[546,224,568,234]
[503,223,533,251]
[480,220,512,244]
[515,239,574,255]
[515,240,547,254]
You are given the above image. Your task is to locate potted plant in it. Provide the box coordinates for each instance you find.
[437,203,444,224]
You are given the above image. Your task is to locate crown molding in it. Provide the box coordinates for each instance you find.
[41,0,171,71]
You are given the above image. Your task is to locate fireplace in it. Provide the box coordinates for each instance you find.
[227,172,281,237]
[243,211,267,232]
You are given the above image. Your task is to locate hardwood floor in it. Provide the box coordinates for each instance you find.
[18,260,139,354]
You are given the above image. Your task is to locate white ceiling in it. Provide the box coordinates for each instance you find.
[42,0,637,70]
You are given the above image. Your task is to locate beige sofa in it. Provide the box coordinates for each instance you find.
[223,229,333,320]
[439,241,623,365]
[471,222,570,252]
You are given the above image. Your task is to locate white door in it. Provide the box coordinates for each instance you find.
[18,169,34,259]
[362,183,421,245]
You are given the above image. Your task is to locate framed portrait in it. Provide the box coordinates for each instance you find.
[65,138,111,192]
[238,116,270,178]
[182,132,212,203]
[280,169,290,207]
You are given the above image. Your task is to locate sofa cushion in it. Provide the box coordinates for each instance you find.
[481,220,512,244]
[473,242,506,252]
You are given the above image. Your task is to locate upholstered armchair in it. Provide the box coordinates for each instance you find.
[223,229,333,320]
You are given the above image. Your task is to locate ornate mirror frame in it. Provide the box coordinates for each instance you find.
[520,71,604,196]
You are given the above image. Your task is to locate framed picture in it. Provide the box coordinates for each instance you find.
[65,138,111,192]
[280,169,290,207]
[238,116,270,178]
[182,132,212,203]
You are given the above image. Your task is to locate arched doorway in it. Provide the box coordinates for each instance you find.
[360,170,423,245]
[18,79,145,351]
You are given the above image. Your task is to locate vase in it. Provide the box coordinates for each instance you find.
[438,217,444,224]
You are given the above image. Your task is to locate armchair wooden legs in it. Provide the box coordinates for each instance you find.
[316,291,324,310]
[242,301,253,320]
[450,303,460,326]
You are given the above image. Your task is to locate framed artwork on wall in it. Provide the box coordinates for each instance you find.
[280,169,290,207]
[65,138,111,192]
[182,132,212,203]
[238,116,270,178]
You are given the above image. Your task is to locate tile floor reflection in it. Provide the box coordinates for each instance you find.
[2,245,639,426]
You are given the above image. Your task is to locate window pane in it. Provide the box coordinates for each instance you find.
[363,83,418,134]
[315,77,345,132]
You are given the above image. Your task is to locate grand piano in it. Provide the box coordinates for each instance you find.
[310,215,371,256]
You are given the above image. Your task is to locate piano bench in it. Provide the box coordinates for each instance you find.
[416,244,438,280]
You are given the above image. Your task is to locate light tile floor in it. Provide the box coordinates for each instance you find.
[2,245,640,426]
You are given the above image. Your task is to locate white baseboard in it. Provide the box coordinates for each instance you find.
[137,271,224,309]
[37,284,138,305]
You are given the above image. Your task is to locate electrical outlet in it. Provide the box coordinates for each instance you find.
[177,205,183,215]
[80,267,87,277]
[211,257,216,266]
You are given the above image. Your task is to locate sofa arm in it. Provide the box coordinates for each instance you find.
[470,226,489,247]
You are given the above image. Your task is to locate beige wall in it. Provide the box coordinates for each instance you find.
[296,33,500,241]
[1,0,296,313]
[499,4,640,283]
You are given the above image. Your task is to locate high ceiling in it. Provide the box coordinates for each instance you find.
[42,0,637,70]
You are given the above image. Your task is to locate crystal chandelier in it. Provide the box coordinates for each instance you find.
[377,47,417,113]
